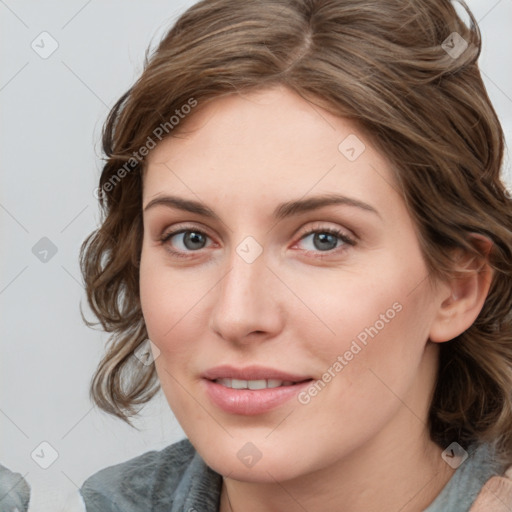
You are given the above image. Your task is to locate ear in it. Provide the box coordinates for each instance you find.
[429,234,494,343]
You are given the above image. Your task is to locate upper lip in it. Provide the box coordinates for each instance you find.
[202,365,312,382]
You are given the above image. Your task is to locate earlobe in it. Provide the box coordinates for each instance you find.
[429,234,494,343]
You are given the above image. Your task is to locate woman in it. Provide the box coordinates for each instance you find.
[78,0,512,510]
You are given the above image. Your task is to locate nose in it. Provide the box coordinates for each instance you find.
[209,244,284,345]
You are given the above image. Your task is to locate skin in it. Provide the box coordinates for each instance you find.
[139,85,493,512]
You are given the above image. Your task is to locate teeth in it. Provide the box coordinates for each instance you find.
[215,378,296,389]
[248,379,267,390]
[231,378,247,390]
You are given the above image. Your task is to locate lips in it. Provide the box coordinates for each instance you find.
[201,365,313,415]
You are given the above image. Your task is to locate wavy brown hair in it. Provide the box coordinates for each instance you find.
[80,0,512,465]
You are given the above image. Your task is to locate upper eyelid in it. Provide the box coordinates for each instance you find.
[296,222,355,239]
[160,222,215,241]
[160,220,352,237]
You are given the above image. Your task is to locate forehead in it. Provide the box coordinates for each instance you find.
[143,86,402,216]
[146,85,368,167]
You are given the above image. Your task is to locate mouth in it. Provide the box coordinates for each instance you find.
[212,378,309,389]
[201,365,314,415]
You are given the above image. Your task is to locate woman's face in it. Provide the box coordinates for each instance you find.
[139,85,444,481]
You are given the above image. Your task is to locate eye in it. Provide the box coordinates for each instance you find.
[159,224,356,259]
[294,226,356,257]
[159,226,214,258]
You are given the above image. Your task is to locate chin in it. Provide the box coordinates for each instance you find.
[210,458,304,483]
[195,440,313,483]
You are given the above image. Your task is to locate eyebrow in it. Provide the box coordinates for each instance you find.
[143,193,380,220]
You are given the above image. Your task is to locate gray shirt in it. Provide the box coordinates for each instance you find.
[79,438,505,512]
[0,464,31,512]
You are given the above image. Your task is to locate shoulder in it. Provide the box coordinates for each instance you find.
[426,442,512,512]
[80,438,219,512]
[471,462,512,511]
[0,463,30,512]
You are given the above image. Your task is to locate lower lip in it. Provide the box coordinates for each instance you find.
[203,379,312,415]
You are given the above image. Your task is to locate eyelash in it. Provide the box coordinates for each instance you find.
[158,224,356,260]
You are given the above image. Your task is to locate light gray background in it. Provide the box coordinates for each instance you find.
[1,1,511,510]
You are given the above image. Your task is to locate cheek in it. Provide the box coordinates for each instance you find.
[139,242,221,392]
[301,289,433,479]
[139,234,206,331]
[140,246,192,355]
[293,253,431,344]
[139,251,206,419]
[289,252,436,400]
